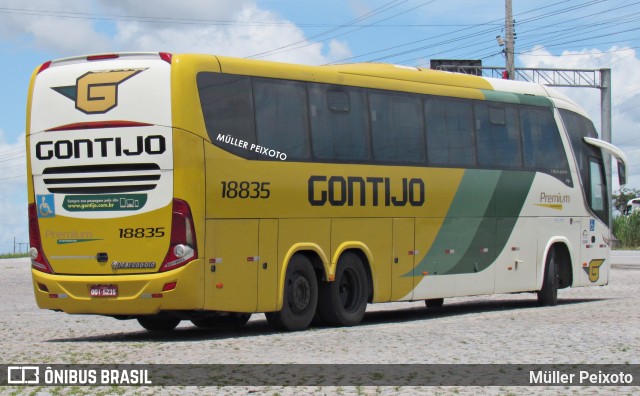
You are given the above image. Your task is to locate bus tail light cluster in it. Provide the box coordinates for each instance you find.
[28,204,54,274]
[160,199,197,272]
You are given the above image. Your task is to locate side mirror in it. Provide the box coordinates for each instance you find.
[618,160,627,186]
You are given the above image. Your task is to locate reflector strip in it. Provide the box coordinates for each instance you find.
[49,294,68,299]
[209,258,223,264]
[247,256,260,262]
[444,249,455,254]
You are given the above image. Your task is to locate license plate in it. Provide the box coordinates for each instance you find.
[89,284,118,297]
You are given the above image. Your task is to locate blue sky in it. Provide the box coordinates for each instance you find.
[0,0,639,253]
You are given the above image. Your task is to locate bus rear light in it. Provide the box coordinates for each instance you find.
[163,282,177,292]
[87,54,119,61]
[160,199,197,272]
[28,204,53,274]
[159,52,172,64]
[37,61,52,74]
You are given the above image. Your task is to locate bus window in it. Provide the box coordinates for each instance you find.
[475,103,522,169]
[309,84,370,161]
[253,78,310,160]
[369,90,425,163]
[425,97,475,167]
[589,158,608,221]
[520,106,570,182]
[197,72,257,159]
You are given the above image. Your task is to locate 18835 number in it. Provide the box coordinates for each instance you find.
[221,181,270,199]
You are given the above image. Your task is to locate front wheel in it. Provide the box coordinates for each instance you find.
[267,254,318,331]
[538,248,559,306]
[137,316,181,332]
[317,251,369,326]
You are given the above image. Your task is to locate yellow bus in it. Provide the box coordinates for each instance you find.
[26,52,627,331]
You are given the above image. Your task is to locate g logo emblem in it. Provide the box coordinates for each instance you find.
[583,259,604,282]
[52,69,145,114]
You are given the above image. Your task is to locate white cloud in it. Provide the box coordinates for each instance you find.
[0,0,351,65]
[0,128,28,254]
[519,45,640,190]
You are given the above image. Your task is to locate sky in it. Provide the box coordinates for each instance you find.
[0,0,639,253]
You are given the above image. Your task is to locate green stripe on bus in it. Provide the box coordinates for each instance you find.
[409,170,535,277]
[446,171,535,275]
[408,169,500,277]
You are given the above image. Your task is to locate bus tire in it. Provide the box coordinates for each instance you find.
[425,298,444,308]
[317,251,368,327]
[268,254,318,331]
[137,316,181,332]
[538,247,559,306]
[191,313,251,328]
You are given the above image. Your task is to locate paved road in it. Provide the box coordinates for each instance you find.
[611,250,640,267]
[1,256,638,395]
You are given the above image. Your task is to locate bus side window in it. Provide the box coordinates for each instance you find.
[475,103,522,169]
[369,90,425,164]
[520,106,569,176]
[253,78,310,160]
[309,84,370,161]
[197,72,257,159]
[425,97,475,167]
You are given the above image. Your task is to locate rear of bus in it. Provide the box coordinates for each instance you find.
[26,53,203,326]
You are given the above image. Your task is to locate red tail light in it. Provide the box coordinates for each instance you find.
[160,199,197,272]
[37,61,52,75]
[159,52,172,64]
[28,204,53,274]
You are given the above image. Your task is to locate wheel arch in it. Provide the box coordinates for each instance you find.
[276,243,330,311]
[538,238,574,291]
[332,243,374,303]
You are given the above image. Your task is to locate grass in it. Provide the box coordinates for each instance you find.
[0,253,29,259]
[613,211,640,249]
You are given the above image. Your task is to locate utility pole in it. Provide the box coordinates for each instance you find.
[505,0,515,80]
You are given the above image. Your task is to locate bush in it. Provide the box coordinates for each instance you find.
[613,211,640,249]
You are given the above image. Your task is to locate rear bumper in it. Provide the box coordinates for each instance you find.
[31,259,204,315]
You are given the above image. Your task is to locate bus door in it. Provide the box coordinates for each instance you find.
[579,158,609,286]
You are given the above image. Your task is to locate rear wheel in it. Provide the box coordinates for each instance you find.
[268,254,318,331]
[191,314,251,328]
[538,248,559,306]
[137,316,181,332]
[317,252,368,326]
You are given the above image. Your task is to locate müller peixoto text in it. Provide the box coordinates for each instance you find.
[529,370,634,385]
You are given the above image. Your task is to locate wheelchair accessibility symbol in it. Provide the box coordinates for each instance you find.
[37,194,55,218]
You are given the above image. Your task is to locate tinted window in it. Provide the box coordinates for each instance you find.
[309,84,370,161]
[520,106,569,179]
[475,103,522,168]
[197,73,256,158]
[425,97,475,167]
[253,78,310,160]
[369,91,425,163]
[560,109,606,222]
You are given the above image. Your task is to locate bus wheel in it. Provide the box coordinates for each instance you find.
[425,298,444,308]
[268,254,318,331]
[317,252,368,326]
[137,316,181,332]
[538,248,559,306]
[191,314,251,328]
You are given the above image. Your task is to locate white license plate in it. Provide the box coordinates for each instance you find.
[89,284,118,297]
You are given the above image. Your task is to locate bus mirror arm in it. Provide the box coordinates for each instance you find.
[583,137,628,186]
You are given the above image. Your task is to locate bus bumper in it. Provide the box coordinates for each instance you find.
[31,259,204,315]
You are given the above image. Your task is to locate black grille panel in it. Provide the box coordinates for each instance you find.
[42,163,162,194]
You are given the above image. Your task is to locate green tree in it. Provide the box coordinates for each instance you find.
[613,187,640,214]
